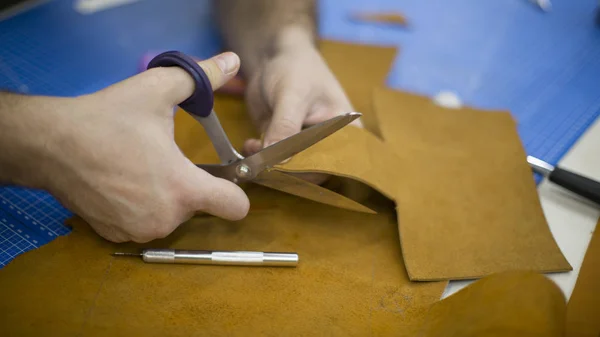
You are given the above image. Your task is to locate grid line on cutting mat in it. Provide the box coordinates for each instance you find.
[0,188,71,267]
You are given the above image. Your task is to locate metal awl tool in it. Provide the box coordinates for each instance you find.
[113,249,299,267]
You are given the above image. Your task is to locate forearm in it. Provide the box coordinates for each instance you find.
[214,0,317,78]
[0,92,69,189]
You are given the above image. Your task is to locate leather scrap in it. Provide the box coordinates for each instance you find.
[275,124,400,203]
[318,40,397,138]
[414,271,567,337]
[351,12,410,28]
[371,87,571,280]
[567,217,600,337]
[253,170,376,214]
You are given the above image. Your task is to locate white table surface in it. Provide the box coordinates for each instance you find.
[442,117,600,300]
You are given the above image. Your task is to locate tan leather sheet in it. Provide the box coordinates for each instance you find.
[0,218,567,336]
[0,186,447,336]
[319,40,397,137]
[567,217,600,337]
[370,87,571,280]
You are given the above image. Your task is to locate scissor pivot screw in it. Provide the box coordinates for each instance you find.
[236,164,252,179]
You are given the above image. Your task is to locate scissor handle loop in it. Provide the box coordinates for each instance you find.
[147,51,213,118]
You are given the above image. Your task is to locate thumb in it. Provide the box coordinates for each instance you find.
[184,162,250,221]
[144,52,241,106]
[198,52,241,91]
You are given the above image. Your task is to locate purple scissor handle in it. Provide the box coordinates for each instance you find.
[147,51,212,118]
[147,51,243,165]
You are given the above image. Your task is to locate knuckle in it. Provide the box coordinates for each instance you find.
[193,194,211,214]
[130,235,152,244]
[111,234,130,243]
[153,224,174,239]
[130,226,170,243]
[272,117,300,139]
[128,216,177,242]
[199,62,218,89]
[127,227,154,243]
[149,212,179,239]
[143,68,170,91]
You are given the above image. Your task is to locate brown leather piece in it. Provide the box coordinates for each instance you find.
[318,40,397,138]
[0,212,567,336]
[371,87,571,280]
[0,186,447,336]
[274,125,400,201]
[567,217,600,337]
[253,170,376,214]
[351,12,410,28]
[414,271,567,337]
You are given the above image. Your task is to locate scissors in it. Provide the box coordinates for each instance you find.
[147,51,361,184]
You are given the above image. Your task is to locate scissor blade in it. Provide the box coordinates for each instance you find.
[253,170,376,214]
[241,112,361,178]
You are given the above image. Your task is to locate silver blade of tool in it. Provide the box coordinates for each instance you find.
[527,155,600,205]
[196,163,234,181]
[238,112,361,181]
[527,156,554,176]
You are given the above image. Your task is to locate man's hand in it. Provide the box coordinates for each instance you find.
[0,52,250,243]
[215,1,361,183]
[243,39,360,156]
[240,28,361,184]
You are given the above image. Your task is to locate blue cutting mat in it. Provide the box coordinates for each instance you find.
[1,0,599,267]
[0,187,70,267]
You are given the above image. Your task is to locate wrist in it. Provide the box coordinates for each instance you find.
[272,25,316,56]
[0,93,73,190]
[242,25,317,79]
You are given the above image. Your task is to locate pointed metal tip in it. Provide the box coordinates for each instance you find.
[112,252,142,257]
[346,112,362,119]
[340,112,362,124]
[526,156,554,176]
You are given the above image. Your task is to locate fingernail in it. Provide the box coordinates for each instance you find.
[215,52,239,75]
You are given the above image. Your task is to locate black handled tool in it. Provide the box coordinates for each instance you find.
[528,156,600,206]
